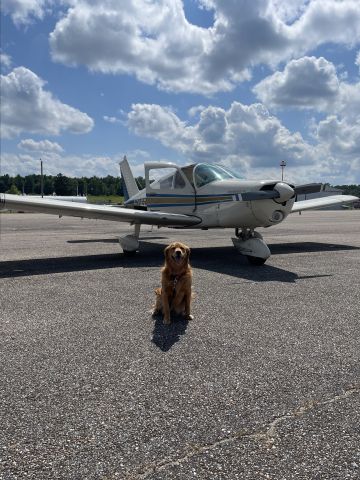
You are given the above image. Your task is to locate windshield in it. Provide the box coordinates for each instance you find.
[218,165,243,179]
[194,163,234,188]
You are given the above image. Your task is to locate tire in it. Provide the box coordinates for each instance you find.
[123,249,137,257]
[247,255,266,266]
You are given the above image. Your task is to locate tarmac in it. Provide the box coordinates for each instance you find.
[0,210,359,480]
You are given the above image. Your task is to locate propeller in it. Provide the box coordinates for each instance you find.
[241,182,295,203]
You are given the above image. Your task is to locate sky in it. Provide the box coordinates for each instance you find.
[1,0,360,184]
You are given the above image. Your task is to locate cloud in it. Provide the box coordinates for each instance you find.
[18,138,64,154]
[0,149,157,180]
[0,52,12,69]
[356,51,360,72]
[127,100,360,183]
[48,0,360,94]
[253,56,340,110]
[314,115,360,157]
[103,115,121,124]
[1,152,119,178]
[1,0,53,25]
[127,101,312,169]
[0,67,94,138]
[252,55,360,176]
[128,103,194,153]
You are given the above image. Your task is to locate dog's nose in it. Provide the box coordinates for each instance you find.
[175,250,182,257]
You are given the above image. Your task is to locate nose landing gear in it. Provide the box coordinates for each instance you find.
[232,228,270,265]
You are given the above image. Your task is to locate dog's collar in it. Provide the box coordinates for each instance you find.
[170,273,183,287]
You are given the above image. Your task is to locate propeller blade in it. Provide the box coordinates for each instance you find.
[241,182,295,202]
[241,191,280,201]
[294,183,323,195]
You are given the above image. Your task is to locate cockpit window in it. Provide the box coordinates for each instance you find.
[148,168,186,190]
[194,163,233,188]
[218,165,243,179]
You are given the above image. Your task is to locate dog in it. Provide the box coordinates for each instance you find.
[153,242,193,325]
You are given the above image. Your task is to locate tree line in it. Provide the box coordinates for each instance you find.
[0,173,359,198]
[0,174,146,196]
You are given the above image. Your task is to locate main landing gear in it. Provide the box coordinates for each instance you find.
[119,224,140,256]
[232,228,270,266]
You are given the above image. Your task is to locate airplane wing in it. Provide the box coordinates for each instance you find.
[291,195,358,213]
[0,194,200,227]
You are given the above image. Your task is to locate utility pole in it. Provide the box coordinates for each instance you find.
[40,159,44,198]
[280,160,286,181]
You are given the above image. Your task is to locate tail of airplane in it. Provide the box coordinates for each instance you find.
[120,156,139,201]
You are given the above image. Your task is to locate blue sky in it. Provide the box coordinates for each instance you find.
[1,0,360,184]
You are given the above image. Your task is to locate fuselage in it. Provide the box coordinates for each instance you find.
[124,162,295,229]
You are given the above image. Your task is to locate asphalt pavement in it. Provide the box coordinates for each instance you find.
[0,211,359,479]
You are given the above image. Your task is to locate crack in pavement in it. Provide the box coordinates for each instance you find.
[125,385,360,479]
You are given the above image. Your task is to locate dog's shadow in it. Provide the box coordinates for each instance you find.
[151,313,189,352]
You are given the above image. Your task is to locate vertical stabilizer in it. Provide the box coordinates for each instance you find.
[120,156,139,201]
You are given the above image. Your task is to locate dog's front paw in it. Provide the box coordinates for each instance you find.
[163,316,171,325]
[184,314,194,321]
[152,309,160,317]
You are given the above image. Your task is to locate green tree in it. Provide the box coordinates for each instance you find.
[136,176,145,190]
[6,184,21,194]
[54,173,76,195]
[24,176,35,194]
[44,176,55,195]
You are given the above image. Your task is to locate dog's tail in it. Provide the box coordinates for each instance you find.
[120,155,139,202]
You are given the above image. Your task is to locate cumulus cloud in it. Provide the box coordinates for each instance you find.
[0,67,94,138]
[0,53,12,69]
[253,55,360,175]
[48,0,360,94]
[0,149,154,179]
[356,51,360,72]
[127,100,360,183]
[1,152,120,178]
[127,102,313,170]
[18,138,64,154]
[253,56,340,110]
[1,0,53,25]
[314,115,360,157]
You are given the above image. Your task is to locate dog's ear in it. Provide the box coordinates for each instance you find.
[164,244,172,259]
[185,246,191,259]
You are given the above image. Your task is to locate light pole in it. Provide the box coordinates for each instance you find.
[280,160,286,181]
[40,159,44,197]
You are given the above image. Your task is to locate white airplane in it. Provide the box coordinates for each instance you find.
[1,157,358,265]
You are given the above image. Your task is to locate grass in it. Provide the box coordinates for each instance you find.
[87,195,124,205]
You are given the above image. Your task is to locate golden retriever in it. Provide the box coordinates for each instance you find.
[153,242,193,325]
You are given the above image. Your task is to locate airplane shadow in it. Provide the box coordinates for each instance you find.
[0,241,358,282]
[151,313,189,352]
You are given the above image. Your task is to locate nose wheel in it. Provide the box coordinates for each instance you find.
[232,228,270,265]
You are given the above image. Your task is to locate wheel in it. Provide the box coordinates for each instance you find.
[247,255,266,266]
[123,249,137,257]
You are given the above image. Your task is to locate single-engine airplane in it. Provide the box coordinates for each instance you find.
[1,157,358,265]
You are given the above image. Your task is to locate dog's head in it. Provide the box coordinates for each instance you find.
[164,242,190,268]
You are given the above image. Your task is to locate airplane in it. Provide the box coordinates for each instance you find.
[1,157,358,265]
